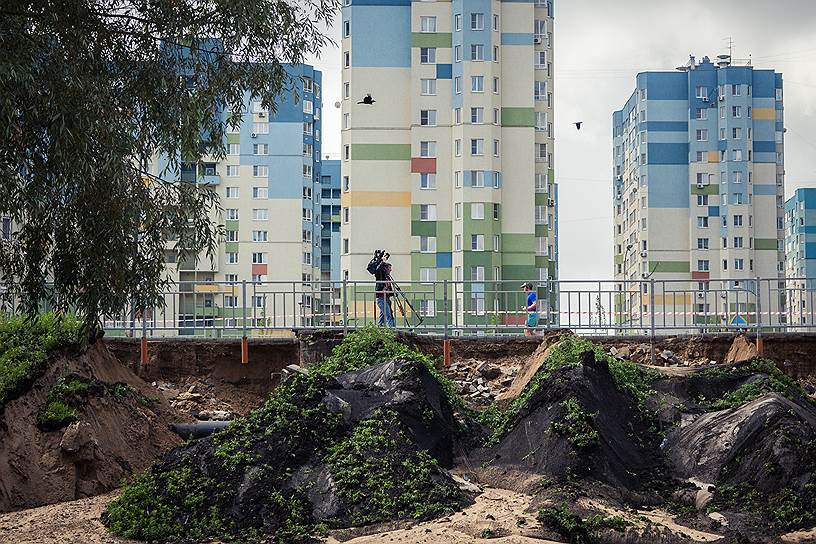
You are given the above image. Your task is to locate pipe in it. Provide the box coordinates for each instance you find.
[171,421,231,439]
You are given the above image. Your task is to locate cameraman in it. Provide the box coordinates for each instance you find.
[368,250,395,327]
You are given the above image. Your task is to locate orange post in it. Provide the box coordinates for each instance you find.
[241,336,249,364]
[756,337,764,356]
[140,336,148,369]
[443,339,451,367]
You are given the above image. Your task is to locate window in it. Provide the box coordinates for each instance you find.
[455,139,461,156]
[471,203,484,219]
[733,149,743,161]
[471,107,484,124]
[420,47,436,64]
[454,234,461,251]
[735,259,744,271]
[471,44,484,61]
[695,86,708,99]
[252,122,269,134]
[252,208,268,221]
[454,13,461,31]
[342,207,350,223]
[720,106,726,119]
[696,129,708,141]
[420,236,437,252]
[455,202,462,220]
[253,165,268,177]
[225,187,239,199]
[697,260,710,272]
[454,171,461,188]
[343,238,349,254]
[303,208,312,221]
[697,216,709,228]
[303,164,313,178]
[420,16,436,32]
[471,234,484,251]
[454,76,462,94]
[303,122,313,135]
[732,106,742,118]
[471,13,484,30]
[695,108,707,120]
[471,76,484,92]
[536,143,547,162]
[493,14,499,30]
[493,140,500,157]
[228,143,240,155]
[343,51,350,68]
[343,82,349,99]
[493,77,499,93]
[535,205,547,224]
[734,236,743,248]
[535,111,547,131]
[252,101,266,114]
[534,19,546,39]
[734,215,743,226]
[225,230,238,242]
[420,173,437,189]
[535,51,547,68]
[697,238,709,250]
[697,194,709,206]
[303,100,313,114]
[420,204,437,221]
[493,108,499,124]
[420,268,437,283]
[733,127,742,139]
[253,143,268,155]
[252,230,268,242]
[534,81,546,100]
[417,300,434,318]
[535,174,548,193]
[227,165,239,177]
[731,84,741,96]
[224,296,238,308]
[454,46,462,63]
[733,171,743,184]
[226,252,239,264]
[420,110,437,126]
[421,78,437,95]
[493,45,499,60]
[226,208,239,220]
[343,113,349,129]
[420,141,436,157]
[303,252,312,265]
[470,139,484,155]
[470,266,485,281]
[493,203,500,220]
[303,143,313,156]
[472,170,485,187]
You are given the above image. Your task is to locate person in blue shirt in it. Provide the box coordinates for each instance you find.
[521,282,538,336]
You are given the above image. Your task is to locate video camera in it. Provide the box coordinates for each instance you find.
[366,249,390,276]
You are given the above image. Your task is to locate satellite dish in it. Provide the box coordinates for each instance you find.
[334,101,341,108]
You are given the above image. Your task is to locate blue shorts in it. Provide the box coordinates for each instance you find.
[526,313,538,328]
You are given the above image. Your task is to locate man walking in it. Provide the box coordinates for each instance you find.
[521,282,538,336]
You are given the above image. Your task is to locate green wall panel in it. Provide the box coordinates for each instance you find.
[411,32,452,48]
[755,238,778,250]
[649,261,690,273]
[501,107,535,127]
[501,233,534,253]
[352,144,411,161]
[225,220,239,231]
[690,183,719,196]
[411,220,436,237]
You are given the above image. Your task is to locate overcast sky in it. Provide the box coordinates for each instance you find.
[308,0,816,280]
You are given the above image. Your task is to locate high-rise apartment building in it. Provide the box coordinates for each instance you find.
[151,64,326,333]
[340,0,557,326]
[613,55,785,329]
[784,188,816,325]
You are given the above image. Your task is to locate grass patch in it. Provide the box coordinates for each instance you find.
[550,398,599,452]
[538,503,630,543]
[0,313,83,412]
[105,326,467,543]
[714,482,816,531]
[698,359,813,410]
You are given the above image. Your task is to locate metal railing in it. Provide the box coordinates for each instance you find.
[1,277,815,338]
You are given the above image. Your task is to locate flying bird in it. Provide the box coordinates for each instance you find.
[574,121,582,130]
[358,94,375,105]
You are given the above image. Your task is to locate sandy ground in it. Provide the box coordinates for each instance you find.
[327,487,563,544]
[0,492,134,544]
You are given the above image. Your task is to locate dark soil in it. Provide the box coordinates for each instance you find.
[0,342,181,513]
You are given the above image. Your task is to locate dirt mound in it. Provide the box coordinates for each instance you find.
[664,393,816,492]
[0,342,181,513]
[724,334,758,364]
[103,329,472,544]
[495,331,572,407]
[473,350,661,494]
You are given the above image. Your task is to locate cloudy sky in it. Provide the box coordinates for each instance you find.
[308,0,816,280]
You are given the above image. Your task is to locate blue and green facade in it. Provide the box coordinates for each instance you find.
[785,188,816,288]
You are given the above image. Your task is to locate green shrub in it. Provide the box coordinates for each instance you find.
[700,359,813,410]
[550,398,599,452]
[0,313,83,411]
[538,503,629,544]
[714,482,816,531]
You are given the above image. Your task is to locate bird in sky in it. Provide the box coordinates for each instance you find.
[574,121,583,130]
[358,94,375,105]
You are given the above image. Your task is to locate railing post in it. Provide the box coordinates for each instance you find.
[649,277,656,365]
[342,278,348,334]
[443,280,451,367]
[139,306,148,370]
[755,277,764,355]
[241,280,248,364]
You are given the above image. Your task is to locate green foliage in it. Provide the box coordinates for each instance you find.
[538,503,630,544]
[0,313,83,411]
[699,359,813,410]
[479,527,497,538]
[714,483,816,531]
[478,336,654,444]
[35,401,79,430]
[327,409,461,526]
[550,398,599,452]
[106,327,464,543]
[0,0,339,329]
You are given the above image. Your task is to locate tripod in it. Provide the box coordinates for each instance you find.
[383,273,423,331]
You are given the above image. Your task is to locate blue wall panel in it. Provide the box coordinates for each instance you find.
[646,164,689,208]
[350,6,411,67]
[647,143,689,164]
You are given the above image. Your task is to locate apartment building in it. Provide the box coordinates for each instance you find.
[784,188,816,325]
[151,64,325,333]
[340,0,558,327]
[613,55,785,330]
